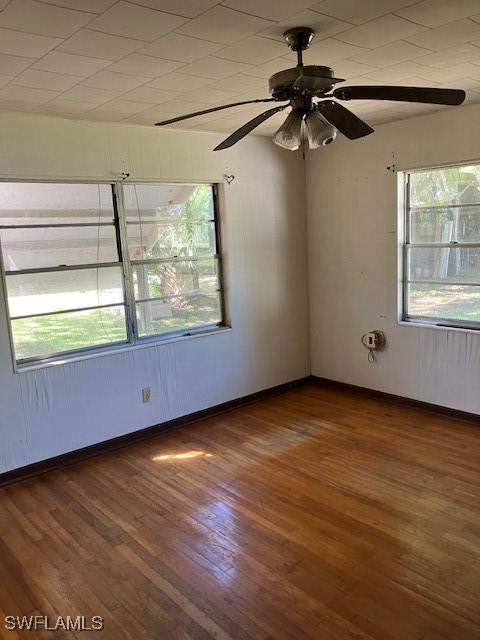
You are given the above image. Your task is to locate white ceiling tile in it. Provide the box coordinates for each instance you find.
[336,15,426,48]
[387,75,438,87]
[396,0,480,28]
[207,74,265,92]
[12,69,81,91]
[149,98,210,115]
[87,1,187,42]
[405,19,480,51]
[99,98,154,113]
[0,28,61,58]
[122,110,159,125]
[126,0,219,19]
[352,41,431,68]
[291,39,367,65]
[0,98,38,111]
[32,51,112,76]
[106,54,184,77]
[0,53,37,75]
[0,75,14,88]
[37,99,96,114]
[221,0,314,21]
[0,84,59,103]
[311,0,425,25]
[187,117,233,132]
[59,29,144,60]
[214,37,286,65]
[176,56,251,79]
[147,72,212,91]
[40,0,117,13]
[259,10,351,42]
[121,85,179,102]
[414,44,480,69]
[243,57,292,79]
[82,108,130,121]
[180,86,235,104]
[83,70,150,90]
[363,61,433,82]
[176,6,273,45]
[333,59,379,78]
[0,0,94,38]
[139,33,223,62]
[417,62,480,83]
[59,85,123,104]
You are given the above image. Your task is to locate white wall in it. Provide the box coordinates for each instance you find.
[306,102,480,415]
[0,112,309,473]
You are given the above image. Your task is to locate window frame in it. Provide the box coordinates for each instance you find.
[399,163,480,333]
[0,179,227,371]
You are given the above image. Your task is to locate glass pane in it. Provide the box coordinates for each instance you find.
[11,305,127,361]
[0,225,118,270]
[127,221,216,260]
[6,266,124,317]
[136,293,221,337]
[132,257,219,300]
[408,247,480,283]
[409,164,480,207]
[124,183,214,223]
[0,183,114,225]
[410,206,480,243]
[407,283,480,322]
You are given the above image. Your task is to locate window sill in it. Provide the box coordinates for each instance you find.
[15,325,232,373]
[398,319,479,335]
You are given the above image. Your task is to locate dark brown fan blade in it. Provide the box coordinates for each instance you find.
[333,85,466,105]
[214,104,289,151]
[155,98,275,126]
[317,100,374,140]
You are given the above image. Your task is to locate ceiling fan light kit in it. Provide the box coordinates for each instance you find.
[155,26,466,152]
[305,109,337,148]
[273,111,303,151]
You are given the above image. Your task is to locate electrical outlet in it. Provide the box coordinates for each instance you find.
[142,387,151,403]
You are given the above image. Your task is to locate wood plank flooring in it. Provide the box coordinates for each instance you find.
[0,383,479,640]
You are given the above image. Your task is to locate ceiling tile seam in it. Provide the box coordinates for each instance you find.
[30,0,102,19]
[305,0,422,25]
[34,0,109,16]
[0,24,66,40]
[100,58,188,77]
[149,33,239,49]
[389,11,446,29]
[0,4,99,38]
[127,0,222,21]
[83,25,155,43]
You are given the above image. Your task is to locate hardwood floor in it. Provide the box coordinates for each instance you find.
[0,383,479,640]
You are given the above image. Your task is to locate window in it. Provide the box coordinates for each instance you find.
[401,163,480,330]
[0,182,224,367]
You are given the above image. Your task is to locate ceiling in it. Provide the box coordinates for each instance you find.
[0,0,480,137]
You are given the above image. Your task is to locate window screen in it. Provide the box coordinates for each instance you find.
[0,181,224,366]
[124,183,222,338]
[402,164,480,329]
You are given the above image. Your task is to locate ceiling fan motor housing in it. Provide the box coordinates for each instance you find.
[269,65,336,100]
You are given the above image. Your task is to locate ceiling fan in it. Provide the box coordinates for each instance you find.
[155,26,466,152]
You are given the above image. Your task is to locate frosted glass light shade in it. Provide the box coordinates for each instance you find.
[305,109,337,149]
[273,112,303,151]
